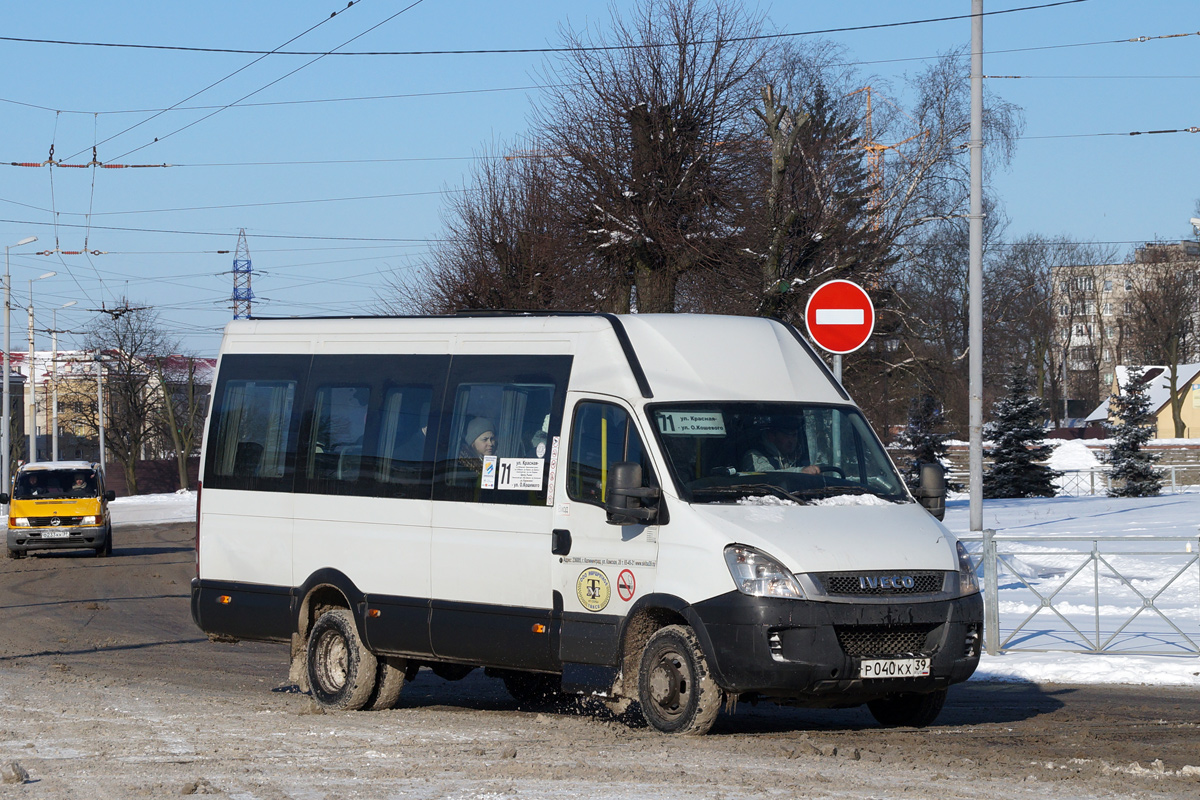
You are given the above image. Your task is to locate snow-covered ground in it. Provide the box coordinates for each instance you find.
[944,492,1200,687]
[102,490,1200,688]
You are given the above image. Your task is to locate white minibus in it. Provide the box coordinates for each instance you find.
[191,313,980,734]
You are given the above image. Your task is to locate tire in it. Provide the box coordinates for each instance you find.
[637,625,723,735]
[500,671,562,706]
[306,609,379,711]
[94,527,113,558]
[867,688,947,728]
[7,547,24,559]
[365,656,407,711]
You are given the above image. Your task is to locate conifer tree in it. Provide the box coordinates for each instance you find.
[1106,367,1162,497]
[983,367,1058,498]
[895,394,949,489]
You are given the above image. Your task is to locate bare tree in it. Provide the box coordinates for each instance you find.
[152,356,209,491]
[59,304,177,495]
[535,0,766,312]
[1128,247,1200,437]
[382,138,598,314]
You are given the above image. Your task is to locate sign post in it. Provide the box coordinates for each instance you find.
[804,279,875,380]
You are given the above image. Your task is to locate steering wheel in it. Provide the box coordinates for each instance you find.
[814,465,845,478]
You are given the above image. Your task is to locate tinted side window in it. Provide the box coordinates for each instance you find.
[204,354,310,492]
[434,355,571,506]
[568,401,652,505]
[295,355,447,499]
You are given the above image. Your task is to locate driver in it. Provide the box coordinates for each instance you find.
[741,417,821,475]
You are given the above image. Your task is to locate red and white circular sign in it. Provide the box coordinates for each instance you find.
[804,279,875,354]
[616,569,636,602]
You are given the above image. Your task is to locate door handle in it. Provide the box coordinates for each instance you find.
[551,528,572,556]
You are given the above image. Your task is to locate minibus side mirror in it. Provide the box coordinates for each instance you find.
[104,490,115,502]
[0,492,8,505]
[605,462,660,526]
[913,461,946,521]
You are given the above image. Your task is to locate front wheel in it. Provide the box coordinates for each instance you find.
[6,547,24,560]
[637,625,723,735]
[306,609,379,711]
[867,688,947,728]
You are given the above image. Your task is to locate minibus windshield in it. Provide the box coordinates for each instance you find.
[12,469,99,500]
[649,403,908,504]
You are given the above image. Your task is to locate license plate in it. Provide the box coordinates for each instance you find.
[41,530,70,539]
[859,657,930,679]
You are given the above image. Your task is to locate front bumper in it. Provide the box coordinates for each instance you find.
[691,590,982,705]
[8,525,108,552]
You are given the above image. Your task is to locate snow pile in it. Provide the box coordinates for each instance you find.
[110,490,197,525]
[1047,439,1102,470]
[810,493,893,507]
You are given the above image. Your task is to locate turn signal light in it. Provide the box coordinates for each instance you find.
[532,623,546,634]
[217,595,232,605]
[367,609,381,618]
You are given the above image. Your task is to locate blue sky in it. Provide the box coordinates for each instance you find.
[1,0,1196,356]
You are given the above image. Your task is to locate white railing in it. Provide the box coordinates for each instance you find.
[949,466,1200,496]
[959,531,1200,656]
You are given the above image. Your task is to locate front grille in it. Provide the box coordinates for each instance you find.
[836,624,940,657]
[27,517,86,527]
[818,571,945,596]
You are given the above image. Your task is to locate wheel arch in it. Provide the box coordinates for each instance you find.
[294,568,366,641]
[613,593,729,696]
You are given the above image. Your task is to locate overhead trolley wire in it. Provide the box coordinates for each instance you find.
[0,1,1093,56]
[61,0,371,162]
[107,0,430,163]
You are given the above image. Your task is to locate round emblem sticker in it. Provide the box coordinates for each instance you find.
[576,568,611,612]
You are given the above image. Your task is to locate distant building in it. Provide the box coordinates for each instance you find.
[1051,240,1200,413]
[1085,364,1200,439]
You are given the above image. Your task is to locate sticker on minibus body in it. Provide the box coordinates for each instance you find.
[656,411,726,436]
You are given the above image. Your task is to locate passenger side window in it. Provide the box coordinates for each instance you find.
[305,385,370,483]
[434,355,571,506]
[568,402,652,505]
[375,386,433,485]
[212,380,297,480]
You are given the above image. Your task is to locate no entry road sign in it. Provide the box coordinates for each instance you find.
[804,279,875,354]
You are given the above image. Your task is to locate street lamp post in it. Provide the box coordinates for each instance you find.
[51,301,77,461]
[26,271,56,464]
[3,235,37,496]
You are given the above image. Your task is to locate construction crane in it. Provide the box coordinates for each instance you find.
[847,86,926,227]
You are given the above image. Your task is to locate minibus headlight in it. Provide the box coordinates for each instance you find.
[80,516,97,526]
[957,540,979,593]
[11,517,30,527]
[723,545,805,599]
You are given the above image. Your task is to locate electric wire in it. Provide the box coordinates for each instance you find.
[107,0,430,163]
[61,0,371,162]
[0,1,1095,56]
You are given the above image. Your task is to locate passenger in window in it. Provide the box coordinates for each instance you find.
[741,417,820,475]
[458,417,497,472]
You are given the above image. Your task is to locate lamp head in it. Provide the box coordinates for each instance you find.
[16,237,38,247]
[1190,217,1200,229]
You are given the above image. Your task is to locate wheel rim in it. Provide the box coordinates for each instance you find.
[314,629,350,694]
[647,650,691,722]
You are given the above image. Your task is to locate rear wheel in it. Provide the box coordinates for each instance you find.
[637,625,723,735]
[306,609,378,711]
[365,657,407,711]
[867,688,947,728]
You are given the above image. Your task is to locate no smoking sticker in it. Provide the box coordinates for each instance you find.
[617,569,636,602]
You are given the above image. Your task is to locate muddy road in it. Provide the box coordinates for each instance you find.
[1,521,1197,799]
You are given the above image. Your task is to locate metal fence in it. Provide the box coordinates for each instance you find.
[949,466,1200,496]
[958,531,1200,656]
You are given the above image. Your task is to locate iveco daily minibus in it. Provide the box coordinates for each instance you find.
[191,313,980,734]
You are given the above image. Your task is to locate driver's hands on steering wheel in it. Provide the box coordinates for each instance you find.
[800,465,821,475]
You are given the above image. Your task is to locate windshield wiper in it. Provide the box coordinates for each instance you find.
[791,484,898,500]
[692,483,810,504]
